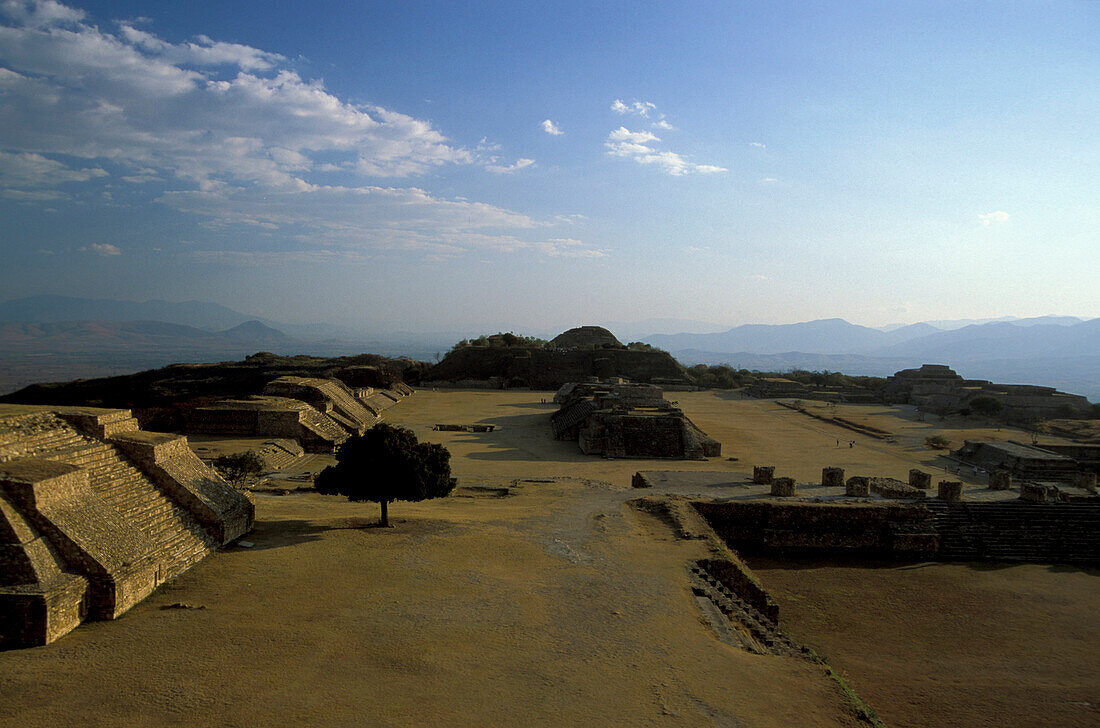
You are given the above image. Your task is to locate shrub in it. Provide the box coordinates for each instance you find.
[924,435,951,450]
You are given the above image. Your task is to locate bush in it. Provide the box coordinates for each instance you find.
[968,396,1004,418]
[213,450,265,485]
[924,435,951,450]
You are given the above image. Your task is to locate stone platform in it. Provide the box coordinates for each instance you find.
[0,405,253,648]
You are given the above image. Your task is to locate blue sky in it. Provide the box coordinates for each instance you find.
[0,0,1096,334]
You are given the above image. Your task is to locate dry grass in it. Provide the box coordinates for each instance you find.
[1,389,1094,727]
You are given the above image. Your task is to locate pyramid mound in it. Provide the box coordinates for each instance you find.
[551,326,623,349]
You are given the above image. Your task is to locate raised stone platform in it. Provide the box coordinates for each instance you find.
[0,405,254,648]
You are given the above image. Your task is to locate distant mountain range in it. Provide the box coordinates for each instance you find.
[641,317,1100,401]
[0,295,1095,401]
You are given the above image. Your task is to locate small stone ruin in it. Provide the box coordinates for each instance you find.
[821,467,845,487]
[988,470,1013,491]
[937,481,963,502]
[1019,482,1059,503]
[909,469,932,489]
[550,381,720,459]
[753,466,775,485]
[845,477,870,497]
[770,478,797,497]
[1075,472,1097,493]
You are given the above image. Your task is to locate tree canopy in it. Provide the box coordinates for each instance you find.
[315,423,454,526]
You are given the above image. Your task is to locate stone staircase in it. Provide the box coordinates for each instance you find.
[925,501,1100,564]
[33,427,216,582]
[688,562,798,656]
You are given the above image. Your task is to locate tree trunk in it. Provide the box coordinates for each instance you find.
[380,499,390,527]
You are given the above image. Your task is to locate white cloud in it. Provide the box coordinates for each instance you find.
[0,0,83,27]
[611,99,656,117]
[750,142,766,149]
[605,127,726,177]
[0,4,474,190]
[541,119,563,136]
[653,119,674,130]
[0,2,594,261]
[978,210,1010,225]
[760,177,778,184]
[486,158,535,174]
[80,242,121,256]
[0,150,106,193]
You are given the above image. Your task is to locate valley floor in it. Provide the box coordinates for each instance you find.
[0,390,1095,727]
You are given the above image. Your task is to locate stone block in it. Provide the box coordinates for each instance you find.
[631,472,649,489]
[845,477,870,497]
[1019,482,1059,503]
[909,469,932,489]
[753,466,774,485]
[771,477,797,497]
[821,467,845,487]
[988,470,1012,491]
[1073,472,1097,493]
[937,481,963,502]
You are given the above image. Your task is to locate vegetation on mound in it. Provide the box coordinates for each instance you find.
[0,351,422,431]
[315,424,454,527]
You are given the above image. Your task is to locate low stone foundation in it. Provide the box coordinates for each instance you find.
[821,467,845,487]
[1020,483,1058,503]
[845,477,870,497]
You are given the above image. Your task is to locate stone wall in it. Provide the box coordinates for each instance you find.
[693,500,940,559]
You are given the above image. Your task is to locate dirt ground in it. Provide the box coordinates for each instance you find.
[1,389,1096,727]
[748,557,1100,728]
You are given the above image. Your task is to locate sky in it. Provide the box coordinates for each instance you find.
[0,0,1097,334]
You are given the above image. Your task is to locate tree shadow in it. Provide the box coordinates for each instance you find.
[227,514,452,551]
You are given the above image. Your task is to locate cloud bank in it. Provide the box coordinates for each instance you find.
[0,1,597,259]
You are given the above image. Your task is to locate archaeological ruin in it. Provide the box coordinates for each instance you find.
[188,376,411,453]
[552,381,721,459]
[951,440,1083,481]
[882,363,1089,418]
[0,405,254,647]
[422,326,691,390]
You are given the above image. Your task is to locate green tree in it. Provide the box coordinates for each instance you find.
[968,396,1004,418]
[315,424,454,527]
[212,450,265,485]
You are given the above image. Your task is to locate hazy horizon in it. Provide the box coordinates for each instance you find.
[1,1,1097,330]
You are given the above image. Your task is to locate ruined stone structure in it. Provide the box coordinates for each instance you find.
[952,440,1081,481]
[752,466,774,485]
[188,377,410,453]
[425,326,690,391]
[821,467,845,487]
[909,469,932,490]
[988,470,1013,491]
[0,405,253,647]
[694,497,1100,564]
[744,378,874,404]
[882,364,1090,419]
[938,481,963,502]
[770,478,797,497]
[551,382,720,459]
